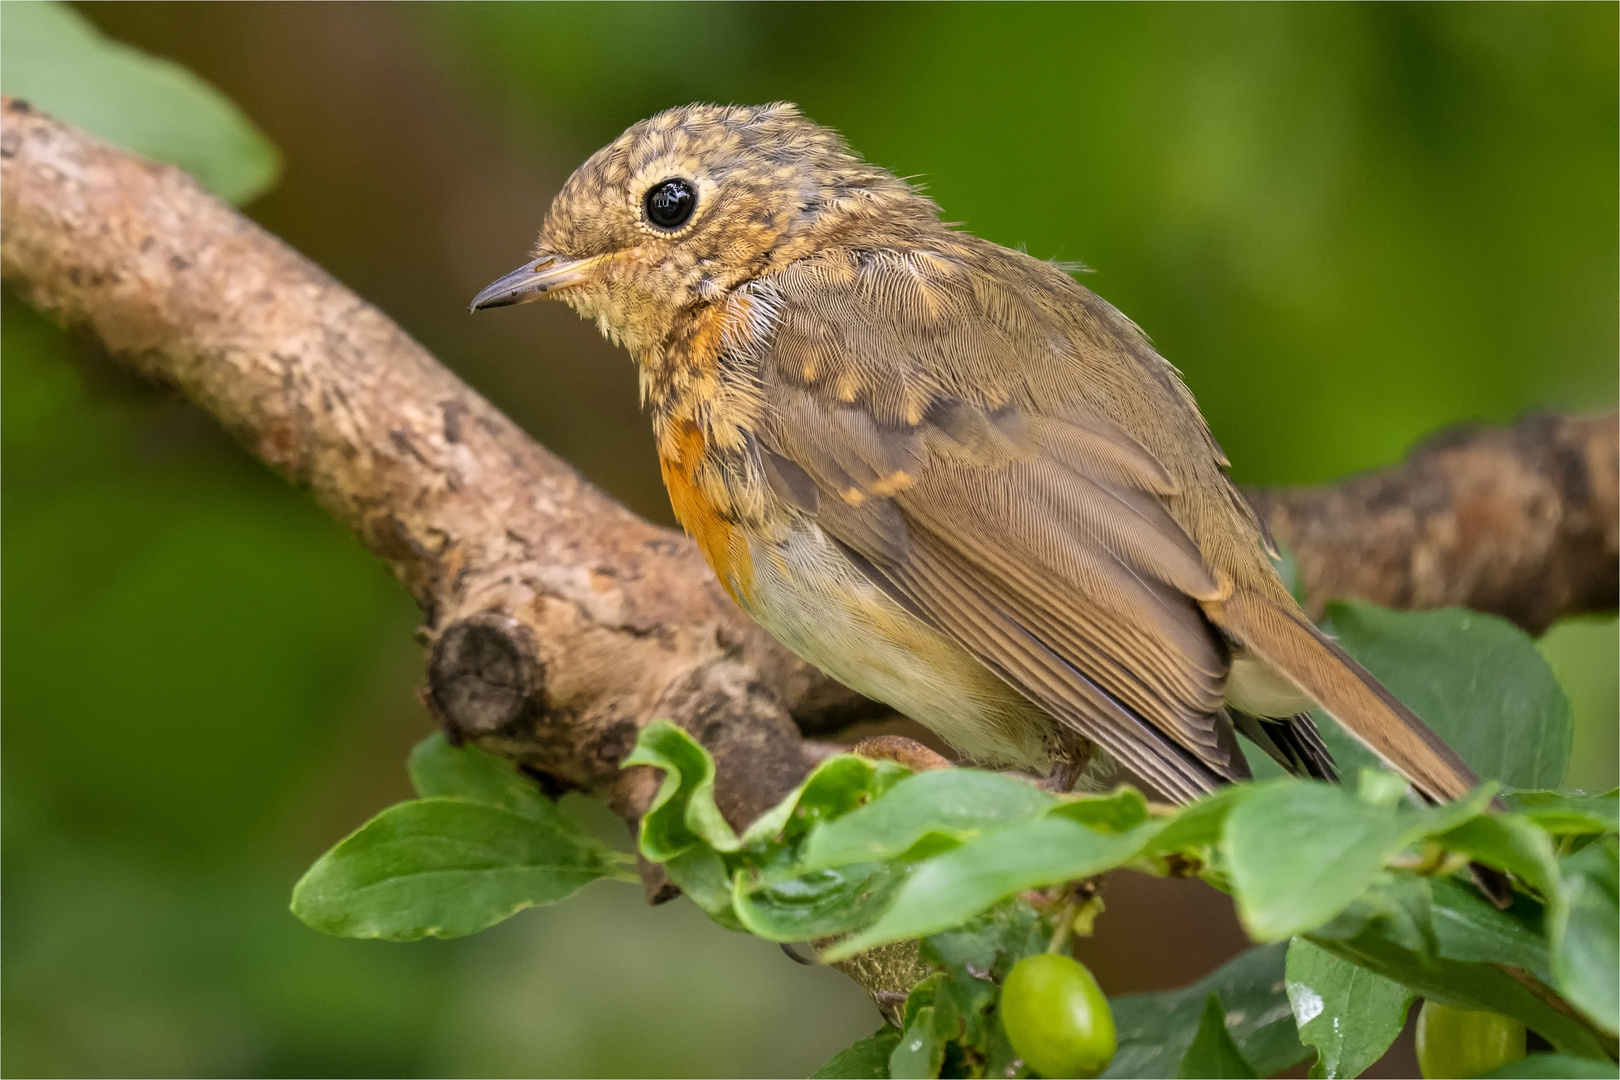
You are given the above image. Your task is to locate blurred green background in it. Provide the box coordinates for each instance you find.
[2,3,1614,1076]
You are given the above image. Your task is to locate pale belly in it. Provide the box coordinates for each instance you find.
[740,522,1056,773]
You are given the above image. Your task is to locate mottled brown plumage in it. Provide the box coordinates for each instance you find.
[472,102,1481,805]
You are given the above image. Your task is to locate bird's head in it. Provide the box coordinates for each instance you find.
[470,103,938,354]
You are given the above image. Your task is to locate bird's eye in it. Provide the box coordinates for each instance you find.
[644,178,697,231]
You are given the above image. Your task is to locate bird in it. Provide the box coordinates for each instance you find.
[470,102,1482,806]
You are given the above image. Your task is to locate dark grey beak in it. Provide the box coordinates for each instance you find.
[468,253,601,312]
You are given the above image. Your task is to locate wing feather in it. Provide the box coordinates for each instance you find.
[896,532,1227,800]
[751,246,1259,793]
[898,515,1238,771]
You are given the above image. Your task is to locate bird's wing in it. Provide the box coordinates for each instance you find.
[747,244,1250,800]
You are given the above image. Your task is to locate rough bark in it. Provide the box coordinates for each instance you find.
[1246,412,1618,635]
[3,100,1615,921]
[0,98,884,849]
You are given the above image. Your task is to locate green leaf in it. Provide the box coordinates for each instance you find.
[1226,779,1492,941]
[741,753,911,854]
[824,817,1159,961]
[1314,872,1437,957]
[1175,994,1258,1079]
[1430,876,1552,985]
[663,845,739,923]
[628,727,926,930]
[624,720,740,858]
[890,1007,944,1080]
[1049,786,1154,833]
[1550,837,1619,1036]
[812,1026,901,1080]
[1307,900,1611,1062]
[923,903,1046,1055]
[1439,813,1561,895]
[0,0,280,203]
[1309,867,1611,1055]
[1137,783,1258,860]
[1507,790,1620,836]
[924,902,1048,987]
[1315,602,1572,789]
[408,732,571,825]
[1357,768,1412,808]
[798,768,1053,872]
[291,798,630,940]
[734,861,911,941]
[1285,937,1414,1079]
[1105,943,1309,1079]
[984,1022,1033,1080]
[1473,1054,1620,1078]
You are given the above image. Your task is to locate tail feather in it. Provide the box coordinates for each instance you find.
[1230,709,1339,782]
[1209,591,1480,803]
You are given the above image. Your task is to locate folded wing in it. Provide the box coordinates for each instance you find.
[750,246,1260,800]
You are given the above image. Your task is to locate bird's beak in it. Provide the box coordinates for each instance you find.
[468,253,601,312]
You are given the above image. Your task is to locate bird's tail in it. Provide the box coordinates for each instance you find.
[1208,591,1481,803]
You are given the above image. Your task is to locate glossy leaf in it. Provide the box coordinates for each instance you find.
[924,902,1046,1057]
[1356,768,1411,808]
[291,798,630,940]
[624,720,740,858]
[1137,783,1258,861]
[1429,876,1552,985]
[663,845,738,923]
[742,753,912,853]
[733,861,911,941]
[1550,837,1619,1036]
[1307,879,1610,1063]
[799,768,1053,872]
[1473,1054,1620,1079]
[1507,790,1620,836]
[1049,786,1154,833]
[1105,943,1308,1079]
[1313,872,1437,957]
[812,1026,902,1080]
[0,0,280,203]
[1314,602,1572,789]
[924,901,1049,984]
[1226,779,1492,940]
[891,1007,944,1079]
[409,732,574,826]
[1285,937,1414,1079]
[1175,994,1258,1079]
[824,817,1159,961]
[1438,813,1561,895]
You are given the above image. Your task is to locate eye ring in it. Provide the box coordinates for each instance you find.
[643,177,697,231]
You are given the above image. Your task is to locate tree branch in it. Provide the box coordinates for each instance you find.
[3,101,1614,927]
[0,98,883,869]
[1248,412,1618,635]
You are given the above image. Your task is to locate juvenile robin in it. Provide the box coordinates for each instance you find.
[471,102,1481,805]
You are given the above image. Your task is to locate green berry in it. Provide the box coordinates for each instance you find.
[1415,1000,1527,1079]
[999,953,1116,1078]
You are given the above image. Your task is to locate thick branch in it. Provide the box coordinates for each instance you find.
[0,98,875,845]
[1248,413,1618,635]
[3,100,1614,884]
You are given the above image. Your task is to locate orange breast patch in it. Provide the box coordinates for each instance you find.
[659,421,755,605]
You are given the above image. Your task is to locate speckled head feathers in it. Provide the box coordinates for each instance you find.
[520,103,942,350]
[542,103,930,261]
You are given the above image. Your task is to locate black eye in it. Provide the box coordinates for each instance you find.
[644,178,697,230]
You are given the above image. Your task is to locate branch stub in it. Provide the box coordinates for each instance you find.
[428,615,543,738]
